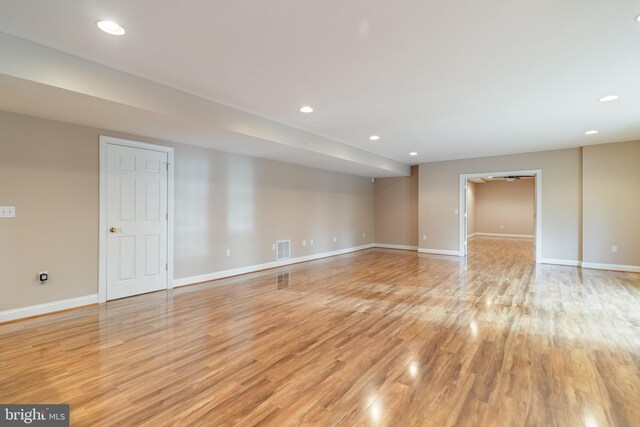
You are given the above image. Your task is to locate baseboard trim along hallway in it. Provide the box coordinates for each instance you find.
[174,244,376,287]
[473,232,534,239]
[373,244,418,251]
[540,258,582,267]
[0,294,99,323]
[581,262,640,273]
[417,248,461,256]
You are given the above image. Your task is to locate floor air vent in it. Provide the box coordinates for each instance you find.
[276,240,291,261]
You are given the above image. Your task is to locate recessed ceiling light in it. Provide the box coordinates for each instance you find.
[97,20,126,36]
[299,106,314,113]
[409,152,418,156]
[585,130,599,135]
[369,135,380,141]
[598,95,619,102]
[636,14,640,23]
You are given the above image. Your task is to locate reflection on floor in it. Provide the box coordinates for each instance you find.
[1,239,639,426]
[467,235,534,264]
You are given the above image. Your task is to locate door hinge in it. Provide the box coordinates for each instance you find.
[166,213,168,221]
[165,263,168,271]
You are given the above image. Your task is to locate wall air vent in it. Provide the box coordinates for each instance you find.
[276,240,291,261]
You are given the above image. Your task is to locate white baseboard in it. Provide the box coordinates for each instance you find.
[418,248,462,256]
[373,244,418,251]
[0,294,98,323]
[467,233,478,238]
[581,262,640,273]
[174,244,375,287]
[541,258,582,267]
[474,232,534,239]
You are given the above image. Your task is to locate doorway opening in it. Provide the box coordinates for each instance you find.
[459,170,542,263]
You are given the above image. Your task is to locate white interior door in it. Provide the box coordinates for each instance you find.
[106,144,168,300]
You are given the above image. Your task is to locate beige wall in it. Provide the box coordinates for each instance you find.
[0,110,374,311]
[419,148,582,260]
[172,144,374,279]
[583,140,640,266]
[373,165,418,247]
[466,182,476,236]
[0,112,99,311]
[475,180,534,236]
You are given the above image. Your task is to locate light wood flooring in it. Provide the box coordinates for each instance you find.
[1,237,640,426]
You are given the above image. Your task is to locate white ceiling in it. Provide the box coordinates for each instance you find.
[0,0,639,166]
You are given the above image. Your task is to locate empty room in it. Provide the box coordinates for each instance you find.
[0,1,639,426]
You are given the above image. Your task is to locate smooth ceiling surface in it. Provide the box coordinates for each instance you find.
[0,0,639,163]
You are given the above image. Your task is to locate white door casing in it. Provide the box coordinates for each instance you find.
[99,136,174,302]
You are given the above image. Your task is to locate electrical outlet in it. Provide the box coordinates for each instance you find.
[302,240,307,246]
[39,271,48,283]
[611,245,618,253]
[272,243,276,250]
[362,233,366,238]
[310,239,314,245]
[500,225,504,229]
[423,235,427,240]
[0,206,16,218]
[333,237,337,242]
[226,249,231,256]
[454,209,459,214]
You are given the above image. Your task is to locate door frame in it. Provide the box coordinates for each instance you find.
[458,169,542,263]
[98,135,175,303]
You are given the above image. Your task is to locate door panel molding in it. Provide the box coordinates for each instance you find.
[99,136,174,303]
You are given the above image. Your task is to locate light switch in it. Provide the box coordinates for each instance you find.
[454,209,459,214]
[611,245,618,253]
[0,207,16,218]
[226,249,231,256]
[302,240,307,246]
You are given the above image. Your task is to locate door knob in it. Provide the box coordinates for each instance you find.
[109,227,120,233]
